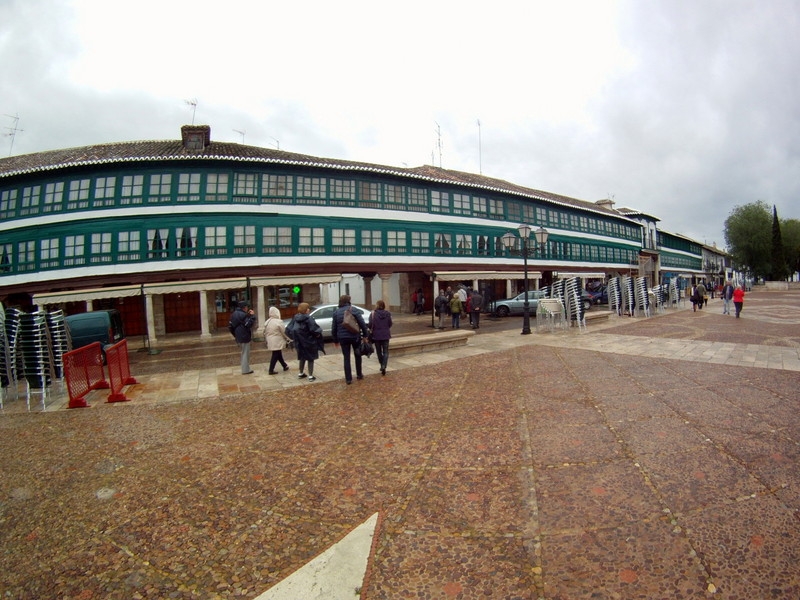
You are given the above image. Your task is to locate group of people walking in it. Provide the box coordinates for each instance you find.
[691,280,745,318]
[230,295,393,384]
[434,285,485,330]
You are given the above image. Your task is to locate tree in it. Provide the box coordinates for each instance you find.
[782,218,800,278]
[724,201,772,279]
[770,205,788,280]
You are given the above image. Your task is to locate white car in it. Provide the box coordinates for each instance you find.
[283,303,368,340]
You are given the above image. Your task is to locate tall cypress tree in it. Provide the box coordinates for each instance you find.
[771,205,788,280]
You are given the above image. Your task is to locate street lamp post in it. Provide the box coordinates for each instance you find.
[502,225,549,335]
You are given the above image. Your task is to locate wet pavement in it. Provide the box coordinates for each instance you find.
[1,290,799,599]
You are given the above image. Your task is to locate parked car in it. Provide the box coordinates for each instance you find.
[492,291,546,317]
[586,286,608,305]
[283,303,368,340]
[65,309,125,362]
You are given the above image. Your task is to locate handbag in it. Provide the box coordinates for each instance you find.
[358,339,374,358]
[343,307,360,334]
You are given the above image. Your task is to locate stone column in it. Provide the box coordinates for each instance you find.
[145,293,157,345]
[199,291,211,339]
[378,273,392,307]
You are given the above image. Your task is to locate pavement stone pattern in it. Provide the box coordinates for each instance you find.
[1,290,799,598]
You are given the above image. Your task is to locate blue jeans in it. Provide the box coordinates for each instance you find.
[722,297,732,314]
[374,340,389,371]
[451,312,461,328]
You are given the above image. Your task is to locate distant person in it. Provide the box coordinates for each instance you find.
[470,289,484,329]
[733,285,745,318]
[721,281,735,315]
[287,302,324,381]
[449,293,463,329]
[263,306,291,374]
[229,301,256,374]
[690,285,700,312]
[698,281,708,308]
[368,300,393,375]
[414,288,425,315]
[434,289,450,329]
[332,294,369,384]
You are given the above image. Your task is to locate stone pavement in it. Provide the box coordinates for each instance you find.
[1,290,799,598]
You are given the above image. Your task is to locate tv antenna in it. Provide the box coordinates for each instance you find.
[4,113,23,157]
[434,122,443,168]
[267,136,280,150]
[477,118,482,174]
[184,98,198,124]
[233,128,246,143]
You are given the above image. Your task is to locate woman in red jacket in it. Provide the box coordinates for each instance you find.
[733,285,745,318]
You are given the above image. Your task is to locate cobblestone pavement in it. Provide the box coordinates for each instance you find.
[1,290,799,598]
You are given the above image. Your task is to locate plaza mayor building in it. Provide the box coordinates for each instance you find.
[0,125,707,344]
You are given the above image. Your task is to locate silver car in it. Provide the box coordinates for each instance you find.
[283,303,368,340]
[492,291,546,317]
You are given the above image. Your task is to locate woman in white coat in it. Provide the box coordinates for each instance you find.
[263,306,291,374]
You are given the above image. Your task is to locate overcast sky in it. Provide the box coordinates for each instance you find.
[2,0,799,249]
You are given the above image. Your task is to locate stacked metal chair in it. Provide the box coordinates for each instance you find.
[46,310,70,379]
[1,306,23,409]
[607,277,623,315]
[633,276,650,317]
[18,310,55,410]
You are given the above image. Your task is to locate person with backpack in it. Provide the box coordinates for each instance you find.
[332,294,369,384]
[286,302,324,381]
[228,301,256,374]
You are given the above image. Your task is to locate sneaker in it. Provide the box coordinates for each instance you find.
[307,376,316,382]
[298,373,307,379]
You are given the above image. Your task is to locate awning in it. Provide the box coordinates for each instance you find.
[32,274,342,305]
[554,272,607,279]
[432,270,542,281]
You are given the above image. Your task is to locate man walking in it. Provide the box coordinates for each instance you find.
[721,281,734,315]
[229,301,256,374]
[470,289,484,329]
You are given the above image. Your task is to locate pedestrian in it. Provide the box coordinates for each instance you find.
[733,284,745,318]
[470,289,484,329]
[332,294,369,384]
[287,302,324,381]
[449,293,463,329]
[434,289,450,329]
[721,280,735,315]
[228,301,256,374]
[414,288,425,315]
[690,285,700,312]
[696,281,707,309]
[263,306,291,374]
[410,289,418,313]
[368,299,393,375]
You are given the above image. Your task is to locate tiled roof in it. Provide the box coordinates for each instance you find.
[0,136,633,222]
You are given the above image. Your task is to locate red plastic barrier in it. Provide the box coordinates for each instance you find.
[105,339,138,403]
[63,342,110,409]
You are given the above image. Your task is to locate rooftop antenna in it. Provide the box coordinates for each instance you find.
[184,98,198,125]
[434,122,443,168]
[267,136,280,150]
[4,113,23,157]
[477,118,482,174]
[233,128,246,143]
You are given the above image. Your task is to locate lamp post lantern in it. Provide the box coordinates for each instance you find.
[502,225,549,335]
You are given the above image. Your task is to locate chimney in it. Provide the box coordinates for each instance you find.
[181,125,211,151]
[595,198,615,210]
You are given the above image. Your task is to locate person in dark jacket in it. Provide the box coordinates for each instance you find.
[331,294,369,384]
[229,301,256,374]
[286,302,324,382]
[368,300,393,375]
[470,289,485,329]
